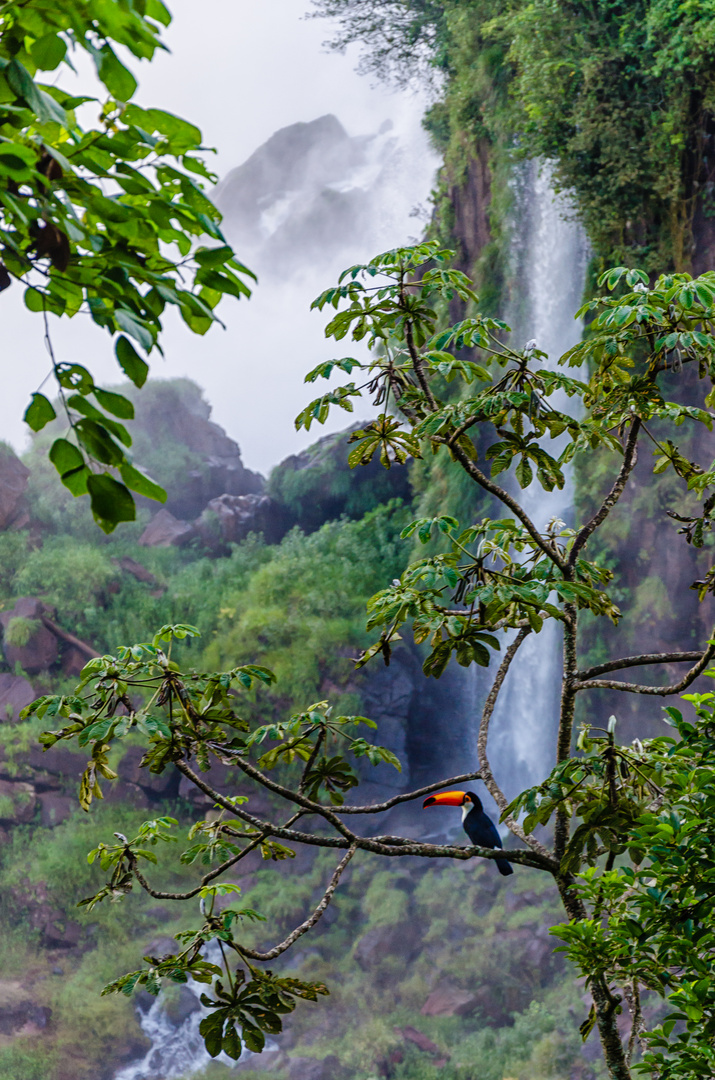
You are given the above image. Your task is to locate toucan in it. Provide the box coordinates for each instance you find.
[423,790,514,876]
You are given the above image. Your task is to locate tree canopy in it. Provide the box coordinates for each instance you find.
[28,241,715,1078]
[0,0,252,532]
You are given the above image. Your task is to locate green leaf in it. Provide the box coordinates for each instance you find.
[93,388,135,419]
[114,310,153,351]
[95,45,138,102]
[115,337,149,388]
[24,393,56,432]
[119,462,166,503]
[30,33,67,71]
[49,438,90,494]
[86,474,136,533]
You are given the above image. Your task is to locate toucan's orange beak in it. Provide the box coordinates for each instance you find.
[423,791,466,808]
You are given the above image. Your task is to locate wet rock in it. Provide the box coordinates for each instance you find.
[117,747,180,799]
[196,492,288,550]
[353,921,423,969]
[38,791,75,827]
[0,672,35,723]
[0,778,36,823]
[0,444,30,529]
[420,985,479,1017]
[0,597,59,674]
[268,423,410,534]
[61,644,90,677]
[0,980,51,1035]
[240,1048,290,1072]
[164,985,201,1025]
[42,911,83,949]
[287,1054,341,1080]
[111,556,158,585]
[27,744,85,778]
[139,508,196,548]
[395,1027,448,1061]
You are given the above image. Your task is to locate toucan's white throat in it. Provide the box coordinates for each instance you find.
[461,802,471,822]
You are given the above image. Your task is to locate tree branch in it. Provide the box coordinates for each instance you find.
[335,772,482,814]
[477,627,552,859]
[577,650,705,680]
[555,605,578,862]
[438,436,568,570]
[576,637,715,696]
[215,750,361,845]
[175,763,553,870]
[175,761,348,850]
[237,846,357,961]
[568,417,640,567]
[128,813,305,902]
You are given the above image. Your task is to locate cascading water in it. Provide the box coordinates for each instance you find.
[114,945,271,1080]
[476,160,589,801]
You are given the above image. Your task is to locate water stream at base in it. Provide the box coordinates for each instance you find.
[475,159,589,802]
[114,945,271,1080]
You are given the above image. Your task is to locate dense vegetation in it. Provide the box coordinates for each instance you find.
[315,0,715,273]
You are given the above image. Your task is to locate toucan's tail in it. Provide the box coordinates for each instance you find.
[497,857,514,876]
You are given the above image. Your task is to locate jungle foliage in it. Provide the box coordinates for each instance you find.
[314,0,715,271]
[25,241,715,1079]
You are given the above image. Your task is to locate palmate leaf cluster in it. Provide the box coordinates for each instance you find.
[0,0,253,531]
[512,701,715,1080]
[300,242,715,679]
[23,623,397,1058]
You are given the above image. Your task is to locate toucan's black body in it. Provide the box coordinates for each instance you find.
[462,792,513,876]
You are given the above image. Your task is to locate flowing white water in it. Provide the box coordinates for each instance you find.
[479,160,589,800]
[114,945,271,1080]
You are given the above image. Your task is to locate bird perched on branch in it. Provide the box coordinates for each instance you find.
[423,790,513,876]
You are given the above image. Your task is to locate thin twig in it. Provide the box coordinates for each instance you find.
[477,627,552,858]
[576,637,715,695]
[577,650,705,680]
[237,846,357,961]
[568,417,640,566]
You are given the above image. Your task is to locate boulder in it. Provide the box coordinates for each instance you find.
[395,1026,448,1060]
[0,444,30,529]
[117,747,179,799]
[421,985,479,1018]
[110,556,158,585]
[0,597,59,674]
[126,379,263,520]
[164,985,200,1025]
[196,492,288,549]
[0,779,36,823]
[0,980,51,1036]
[0,672,35,723]
[268,423,410,534]
[353,921,423,969]
[139,509,196,548]
[286,1054,341,1080]
[38,791,75,827]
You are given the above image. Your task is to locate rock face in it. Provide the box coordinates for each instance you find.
[196,493,289,550]
[138,508,196,548]
[0,597,59,674]
[126,380,263,521]
[0,672,35,722]
[268,424,411,533]
[214,114,408,279]
[0,443,30,530]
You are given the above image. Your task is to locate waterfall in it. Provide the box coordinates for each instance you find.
[479,160,589,801]
[114,945,271,1080]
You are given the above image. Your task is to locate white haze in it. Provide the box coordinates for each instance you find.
[0,0,439,474]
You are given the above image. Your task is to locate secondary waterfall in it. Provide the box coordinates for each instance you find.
[479,160,589,800]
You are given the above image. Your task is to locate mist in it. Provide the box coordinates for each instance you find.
[1,0,438,475]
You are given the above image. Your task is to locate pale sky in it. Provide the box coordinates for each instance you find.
[1,1,438,474]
